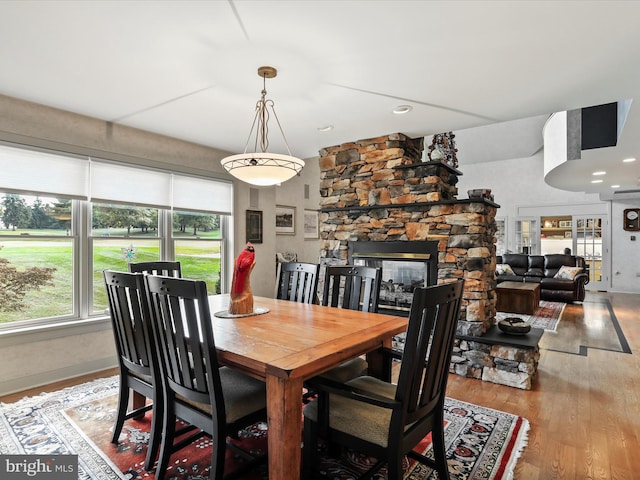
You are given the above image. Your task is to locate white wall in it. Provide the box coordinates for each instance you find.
[455,151,640,293]
[611,200,640,293]
[456,151,602,238]
[274,157,322,264]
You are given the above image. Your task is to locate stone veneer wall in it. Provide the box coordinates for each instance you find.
[318,133,540,389]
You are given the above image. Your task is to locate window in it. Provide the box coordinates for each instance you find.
[0,194,75,324]
[90,203,162,314]
[0,142,232,329]
[173,211,223,296]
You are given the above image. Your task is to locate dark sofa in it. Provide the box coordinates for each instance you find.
[496,253,589,303]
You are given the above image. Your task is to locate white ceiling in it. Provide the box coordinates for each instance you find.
[1,0,640,197]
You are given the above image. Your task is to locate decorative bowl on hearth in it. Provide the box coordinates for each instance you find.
[498,317,531,335]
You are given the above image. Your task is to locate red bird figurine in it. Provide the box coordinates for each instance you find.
[229,242,256,314]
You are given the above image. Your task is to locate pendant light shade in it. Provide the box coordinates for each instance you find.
[221,66,304,186]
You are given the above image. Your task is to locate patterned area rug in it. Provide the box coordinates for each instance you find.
[497,300,565,332]
[0,376,529,480]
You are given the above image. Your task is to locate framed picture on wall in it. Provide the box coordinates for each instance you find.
[275,205,296,235]
[303,209,319,239]
[246,210,263,243]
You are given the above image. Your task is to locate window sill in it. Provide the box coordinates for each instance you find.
[0,316,112,347]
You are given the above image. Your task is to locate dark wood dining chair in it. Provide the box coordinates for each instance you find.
[275,261,320,304]
[103,269,162,471]
[303,279,465,480]
[314,265,383,384]
[128,261,182,277]
[322,265,382,313]
[144,274,268,480]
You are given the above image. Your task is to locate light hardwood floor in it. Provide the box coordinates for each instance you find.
[2,291,638,479]
[446,291,639,479]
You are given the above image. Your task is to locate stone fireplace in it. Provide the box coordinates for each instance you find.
[317,133,540,390]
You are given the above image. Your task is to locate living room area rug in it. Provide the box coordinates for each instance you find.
[0,376,529,480]
[496,300,565,332]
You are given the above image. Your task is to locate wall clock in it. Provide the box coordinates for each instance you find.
[623,208,640,231]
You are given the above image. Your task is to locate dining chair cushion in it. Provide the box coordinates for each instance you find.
[317,357,368,384]
[303,375,397,448]
[128,371,153,384]
[176,367,267,424]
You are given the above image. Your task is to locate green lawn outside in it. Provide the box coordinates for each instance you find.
[0,238,221,324]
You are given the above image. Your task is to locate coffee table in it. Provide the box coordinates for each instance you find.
[496,281,541,315]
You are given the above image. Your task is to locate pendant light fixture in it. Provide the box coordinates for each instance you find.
[221,66,305,186]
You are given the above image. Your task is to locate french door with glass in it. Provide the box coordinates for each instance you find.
[574,215,606,290]
[515,218,539,254]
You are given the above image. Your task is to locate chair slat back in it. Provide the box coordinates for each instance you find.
[144,275,224,409]
[396,280,464,426]
[103,270,152,376]
[322,265,382,312]
[276,262,320,304]
[129,261,182,278]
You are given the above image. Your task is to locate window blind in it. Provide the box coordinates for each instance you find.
[90,160,172,208]
[0,143,89,199]
[0,143,232,215]
[172,174,233,215]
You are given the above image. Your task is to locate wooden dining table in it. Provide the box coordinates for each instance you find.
[207,294,408,480]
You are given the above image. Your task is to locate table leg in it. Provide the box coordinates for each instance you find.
[367,337,394,381]
[131,391,146,420]
[266,374,304,480]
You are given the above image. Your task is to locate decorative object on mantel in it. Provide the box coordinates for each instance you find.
[220,66,305,186]
[498,317,532,335]
[427,131,458,168]
[228,242,258,315]
[468,188,494,202]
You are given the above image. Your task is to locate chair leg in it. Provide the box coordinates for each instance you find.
[210,427,226,480]
[143,389,163,471]
[155,396,176,480]
[386,454,404,480]
[432,417,451,480]
[111,378,129,443]
[302,417,318,478]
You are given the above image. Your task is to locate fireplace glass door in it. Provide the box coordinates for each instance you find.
[350,241,438,317]
[354,258,431,314]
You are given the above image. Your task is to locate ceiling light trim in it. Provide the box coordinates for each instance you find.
[393,105,413,115]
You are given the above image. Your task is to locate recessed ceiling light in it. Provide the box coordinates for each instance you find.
[591,179,603,184]
[392,105,413,115]
[623,157,636,163]
[611,185,620,188]
[317,125,334,132]
[592,171,606,176]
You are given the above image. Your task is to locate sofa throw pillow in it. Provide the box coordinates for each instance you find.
[496,263,516,276]
[554,265,582,280]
